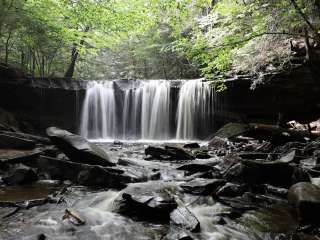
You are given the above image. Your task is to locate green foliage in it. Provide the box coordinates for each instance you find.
[0,0,319,80]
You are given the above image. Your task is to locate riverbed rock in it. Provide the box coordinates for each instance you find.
[46,127,115,166]
[241,159,294,187]
[0,134,36,149]
[194,151,211,159]
[0,130,50,144]
[177,158,221,174]
[183,143,200,149]
[288,182,320,223]
[223,163,245,182]
[0,108,20,132]
[214,123,250,139]
[0,148,42,164]
[20,156,140,188]
[115,181,178,221]
[208,136,228,148]
[216,183,247,197]
[3,164,38,185]
[181,178,225,195]
[145,146,194,160]
[264,184,288,198]
[77,166,126,188]
[170,207,200,232]
[165,229,194,240]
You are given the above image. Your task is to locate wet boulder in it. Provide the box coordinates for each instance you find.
[181,178,225,195]
[170,207,200,232]
[77,166,127,189]
[0,131,50,144]
[208,136,228,148]
[46,127,115,166]
[115,181,178,221]
[194,151,211,159]
[241,160,294,187]
[145,146,194,160]
[183,143,200,149]
[264,184,288,198]
[223,163,245,183]
[177,158,220,174]
[0,148,42,164]
[288,182,320,223]
[165,229,194,240]
[213,123,250,139]
[22,156,137,188]
[3,164,38,185]
[216,183,247,197]
[0,134,36,150]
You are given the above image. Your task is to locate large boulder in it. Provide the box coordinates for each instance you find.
[216,183,247,197]
[170,207,200,232]
[115,181,178,221]
[0,107,20,132]
[23,156,147,188]
[145,146,194,161]
[181,178,225,195]
[288,182,320,223]
[0,148,42,164]
[46,127,114,166]
[213,123,250,139]
[0,134,35,149]
[3,164,38,185]
[241,160,294,187]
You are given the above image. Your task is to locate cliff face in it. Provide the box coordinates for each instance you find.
[219,64,320,125]
[0,64,319,135]
[0,77,87,134]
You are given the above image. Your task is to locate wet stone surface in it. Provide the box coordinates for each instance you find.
[0,141,302,240]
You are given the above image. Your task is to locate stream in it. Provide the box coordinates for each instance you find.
[0,141,297,240]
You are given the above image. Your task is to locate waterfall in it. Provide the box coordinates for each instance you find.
[176,79,214,140]
[80,80,171,140]
[80,81,117,139]
[80,79,218,140]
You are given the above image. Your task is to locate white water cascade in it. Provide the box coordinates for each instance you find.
[80,80,171,140]
[176,79,215,140]
[80,79,219,140]
[80,81,117,139]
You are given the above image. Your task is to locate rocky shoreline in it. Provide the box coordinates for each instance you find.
[1,114,320,239]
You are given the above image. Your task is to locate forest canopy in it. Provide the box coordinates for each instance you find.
[0,0,319,80]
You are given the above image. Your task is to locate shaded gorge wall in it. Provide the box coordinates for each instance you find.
[0,64,319,138]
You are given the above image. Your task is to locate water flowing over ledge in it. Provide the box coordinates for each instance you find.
[80,79,221,141]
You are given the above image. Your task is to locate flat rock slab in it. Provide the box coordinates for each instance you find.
[23,155,142,188]
[115,181,178,221]
[170,207,200,232]
[177,158,221,173]
[241,160,294,187]
[0,149,42,164]
[3,164,38,185]
[181,178,225,195]
[0,134,36,149]
[46,127,114,166]
[288,182,320,223]
[145,146,194,160]
[214,123,250,139]
[216,183,247,197]
[0,130,50,144]
[183,143,200,149]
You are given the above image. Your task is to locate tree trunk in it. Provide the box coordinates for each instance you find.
[5,30,12,64]
[64,27,89,80]
[161,57,168,80]
[64,46,78,80]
